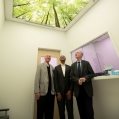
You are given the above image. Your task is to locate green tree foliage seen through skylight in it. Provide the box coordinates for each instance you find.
[13,0,90,28]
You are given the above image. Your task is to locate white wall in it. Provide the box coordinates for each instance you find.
[66,0,119,118]
[93,78,119,119]
[66,0,119,64]
[0,21,67,119]
[0,0,4,30]
[1,0,119,119]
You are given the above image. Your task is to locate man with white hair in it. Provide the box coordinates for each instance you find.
[34,55,55,119]
[71,51,95,119]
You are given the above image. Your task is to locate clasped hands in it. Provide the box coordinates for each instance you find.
[78,77,86,85]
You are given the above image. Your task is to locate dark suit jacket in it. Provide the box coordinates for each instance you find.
[54,64,73,94]
[71,60,94,97]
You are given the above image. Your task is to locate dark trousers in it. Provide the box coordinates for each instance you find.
[37,92,55,119]
[57,94,74,119]
[76,86,94,119]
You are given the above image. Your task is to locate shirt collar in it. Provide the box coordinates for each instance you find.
[61,63,65,66]
[44,62,50,67]
[77,60,82,63]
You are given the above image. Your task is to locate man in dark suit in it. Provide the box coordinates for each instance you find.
[54,55,74,119]
[71,51,95,119]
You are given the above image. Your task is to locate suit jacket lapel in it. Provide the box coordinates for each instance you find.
[74,62,78,76]
[81,60,84,74]
[80,60,83,74]
[59,65,64,77]
[65,65,69,77]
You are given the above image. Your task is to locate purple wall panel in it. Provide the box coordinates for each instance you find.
[71,34,119,73]
[82,43,101,73]
[94,38,119,70]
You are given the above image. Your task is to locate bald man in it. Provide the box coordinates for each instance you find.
[71,51,95,119]
[54,55,74,119]
[34,55,55,119]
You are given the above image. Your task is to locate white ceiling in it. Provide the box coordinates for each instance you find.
[4,0,99,32]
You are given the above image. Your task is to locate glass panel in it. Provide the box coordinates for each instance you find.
[13,0,91,29]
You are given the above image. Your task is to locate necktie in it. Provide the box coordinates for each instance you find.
[78,62,82,77]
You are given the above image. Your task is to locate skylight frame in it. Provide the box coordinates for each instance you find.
[10,0,99,31]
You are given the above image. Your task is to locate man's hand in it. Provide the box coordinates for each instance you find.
[78,79,83,85]
[57,93,62,101]
[35,93,40,100]
[78,77,87,85]
[80,77,86,83]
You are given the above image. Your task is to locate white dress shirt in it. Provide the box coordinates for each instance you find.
[61,64,65,76]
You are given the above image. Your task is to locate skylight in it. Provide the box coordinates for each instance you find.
[13,0,96,29]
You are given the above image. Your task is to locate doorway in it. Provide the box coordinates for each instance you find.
[34,48,60,119]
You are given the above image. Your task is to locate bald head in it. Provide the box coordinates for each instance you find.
[60,55,66,64]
